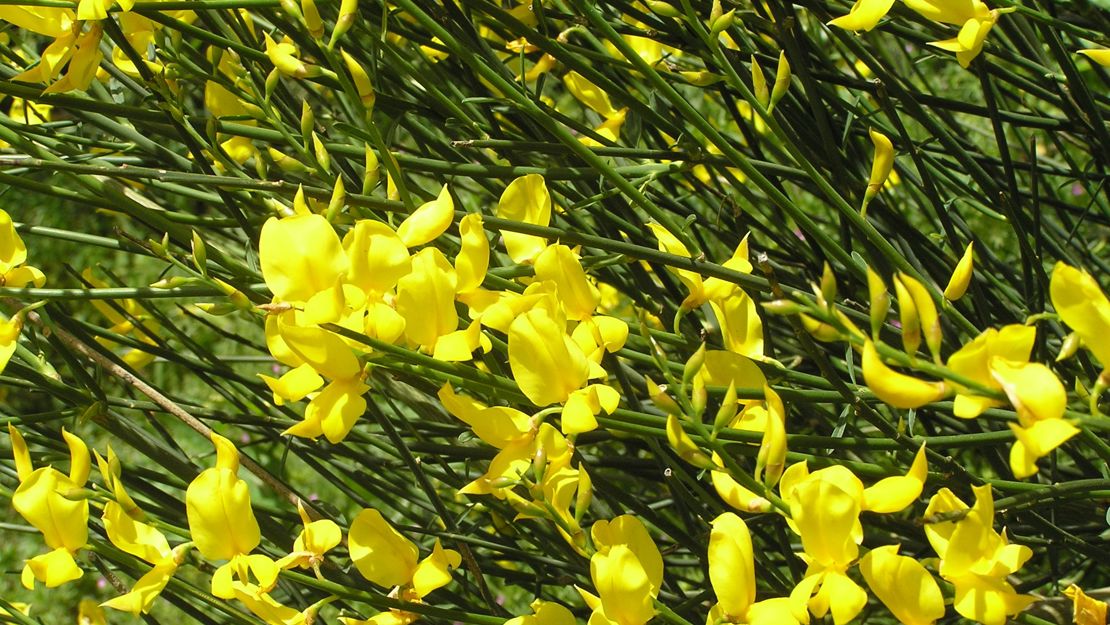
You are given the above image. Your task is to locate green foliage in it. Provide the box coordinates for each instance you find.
[0,0,1108,624]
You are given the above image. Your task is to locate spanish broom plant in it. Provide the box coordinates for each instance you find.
[0,0,1107,624]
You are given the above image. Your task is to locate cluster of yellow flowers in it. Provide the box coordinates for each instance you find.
[8,426,461,624]
[1,1,1108,624]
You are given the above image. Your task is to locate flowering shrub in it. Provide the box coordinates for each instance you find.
[0,1,1108,624]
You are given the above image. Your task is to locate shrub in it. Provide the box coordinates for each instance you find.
[0,1,1108,625]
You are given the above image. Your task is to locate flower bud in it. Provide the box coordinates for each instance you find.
[863,128,894,214]
[300,101,314,143]
[710,8,736,39]
[761,299,803,315]
[364,144,380,193]
[712,381,738,432]
[326,176,346,221]
[191,230,208,276]
[801,314,841,342]
[683,343,707,386]
[666,414,715,469]
[330,0,358,48]
[943,241,974,301]
[312,132,330,173]
[341,50,376,113]
[268,147,311,173]
[866,266,889,339]
[769,50,791,112]
[646,377,683,415]
[898,272,941,361]
[1055,332,1081,363]
[645,0,681,17]
[819,262,837,307]
[892,275,921,357]
[691,374,707,418]
[751,55,768,107]
[574,468,593,523]
[302,0,324,39]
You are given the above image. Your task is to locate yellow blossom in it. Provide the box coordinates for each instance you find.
[828,0,894,31]
[861,340,947,409]
[858,545,945,625]
[923,485,1035,625]
[497,174,552,264]
[185,433,260,563]
[8,424,89,589]
[1064,585,1108,625]
[397,185,455,248]
[708,512,807,625]
[1050,261,1110,369]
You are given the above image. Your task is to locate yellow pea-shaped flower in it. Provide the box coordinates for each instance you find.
[185,433,260,562]
[396,184,454,248]
[508,308,589,407]
[859,545,945,625]
[534,244,599,321]
[862,340,947,409]
[497,174,551,264]
[828,0,895,32]
[349,508,418,588]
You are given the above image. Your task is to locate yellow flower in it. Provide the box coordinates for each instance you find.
[708,512,807,625]
[438,384,533,449]
[583,515,663,625]
[1050,261,1110,370]
[229,581,325,625]
[497,174,552,264]
[0,313,24,375]
[509,307,617,433]
[0,4,74,36]
[185,433,260,562]
[645,223,706,309]
[42,25,104,94]
[396,185,455,248]
[1079,49,1110,67]
[903,0,1010,67]
[863,128,895,211]
[0,208,46,288]
[782,449,928,625]
[455,213,489,294]
[861,340,947,409]
[395,247,459,350]
[563,71,619,118]
[265,34,318,78]
[991,360,1076,478]
[924,485,1035,625]
[276,501,342,576]
[827,0,894,31]
[858,545,945,625]
[349,508,460,596]
[8,424,90,589]
[1063,585,1108,625]
[96,445,187,615]
[506,600,577,625]
[259,213,349,316]
[533,244,599,321]
[343,219,411,300]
